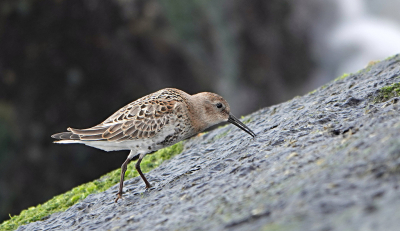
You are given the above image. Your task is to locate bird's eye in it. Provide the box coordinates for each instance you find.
[216,103,223,109]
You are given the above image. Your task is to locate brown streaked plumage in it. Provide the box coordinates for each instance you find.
[52,88,256,202]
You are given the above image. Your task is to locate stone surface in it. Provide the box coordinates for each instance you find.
[18,55,400,230]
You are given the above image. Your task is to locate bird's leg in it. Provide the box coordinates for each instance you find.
[135,153,152,189]
[115,156,132,203]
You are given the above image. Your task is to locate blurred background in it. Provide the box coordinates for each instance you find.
[1,0,400,222]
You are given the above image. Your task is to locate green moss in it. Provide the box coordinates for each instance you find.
[240,116,252,124]
[374,82,400,103]
[213,129,231,141]
[334,73,350,82]
[308,89,317,95]
[0,142,184,231]
[307,73,350,95]
[385,54,398,61]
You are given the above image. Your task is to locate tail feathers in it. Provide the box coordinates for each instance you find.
[54,140,85,144]
[68,127,108,135]
[52,127,108,141]
[51,132,80,140]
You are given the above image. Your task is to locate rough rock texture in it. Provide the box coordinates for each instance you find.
[0,0,313,218]
[18,55,400,230]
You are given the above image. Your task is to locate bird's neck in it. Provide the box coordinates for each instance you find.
[189,94,211,133]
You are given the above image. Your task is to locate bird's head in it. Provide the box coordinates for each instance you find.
[191,92,256,137]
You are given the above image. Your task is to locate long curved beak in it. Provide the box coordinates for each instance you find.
[228,114,256,138]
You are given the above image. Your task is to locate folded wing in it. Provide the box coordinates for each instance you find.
[52,99,178,142]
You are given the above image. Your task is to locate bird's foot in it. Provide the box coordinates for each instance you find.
[145,183,153,189]
[115,192,123,203]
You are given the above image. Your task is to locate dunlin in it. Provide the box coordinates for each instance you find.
[52,88,256,202]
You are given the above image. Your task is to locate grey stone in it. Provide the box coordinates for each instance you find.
[18,55,400,230]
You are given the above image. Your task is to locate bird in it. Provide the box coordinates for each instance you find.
[52,88,256,202]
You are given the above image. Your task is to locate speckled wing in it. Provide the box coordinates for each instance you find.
[53,98,180,142]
